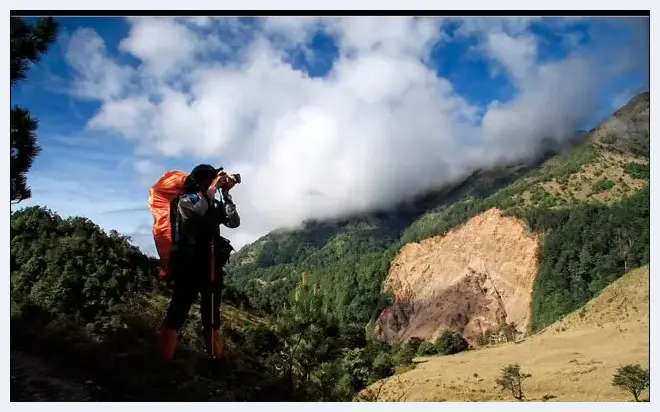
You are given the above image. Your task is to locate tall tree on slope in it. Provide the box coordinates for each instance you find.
[10,17,59,204]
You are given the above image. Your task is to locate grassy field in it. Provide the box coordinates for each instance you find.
[369,265,650,402]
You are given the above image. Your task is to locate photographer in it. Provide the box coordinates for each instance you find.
[158,164,240,361]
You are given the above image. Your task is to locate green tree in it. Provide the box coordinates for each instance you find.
[272,276,342,392]
[339,348,373,392]
[339,322,367,349]
[495,363,532,401]
[10,17,59,203]
[612,364,649,402]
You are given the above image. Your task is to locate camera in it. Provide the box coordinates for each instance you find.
[231,173,241,184]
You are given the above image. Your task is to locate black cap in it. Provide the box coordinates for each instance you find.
[184,164,223,193]
[190,164,223,180]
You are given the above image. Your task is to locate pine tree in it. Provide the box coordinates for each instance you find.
[10,17,59,203]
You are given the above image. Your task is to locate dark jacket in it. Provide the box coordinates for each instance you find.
[171,192,240,278]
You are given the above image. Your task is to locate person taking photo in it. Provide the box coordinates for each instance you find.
[158,164,240,361]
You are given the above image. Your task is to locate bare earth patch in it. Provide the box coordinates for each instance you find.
[373,208,539,344]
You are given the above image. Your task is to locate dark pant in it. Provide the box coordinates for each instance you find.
[163,263,224,331]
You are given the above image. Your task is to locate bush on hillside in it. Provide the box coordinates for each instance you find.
[405,337,424,353]
[390,342,417,366]
[590,178,615,195]
[434,331,469,355]
[414,331,469,357]
[495,363,532,401]
[371,352,395,379]
[476,332,491,347]
[612,364,650,402]
[622,162,649,180]
[416,341,438,356]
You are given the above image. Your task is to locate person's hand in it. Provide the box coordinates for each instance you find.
[218,174,237,194]
[205,173,224,198]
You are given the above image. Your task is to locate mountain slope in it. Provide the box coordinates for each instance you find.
[225,161,545,321]
[367,265,650,402]
[228,92,649,341]
[371,91,649,342]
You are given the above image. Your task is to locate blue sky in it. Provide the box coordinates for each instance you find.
[11,16,649,254]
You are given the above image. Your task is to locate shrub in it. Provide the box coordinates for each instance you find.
[417,341,438,356]
[622,163,649,180]
[476,332,491,347]
[371,352,395,379]
[590,178,615,195]
[434,331,469,355]
[405,337,424,353]
[391,343,416,366]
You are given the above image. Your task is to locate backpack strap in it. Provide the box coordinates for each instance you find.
[184,193,200,204]
[170,195,183,248]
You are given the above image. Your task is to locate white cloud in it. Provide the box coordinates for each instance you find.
[119,17,204,81]
[483,31,537,85]
[454,17,540,37]
[133,158,165,186]
[61,17,649,250]
[66,28,136,100]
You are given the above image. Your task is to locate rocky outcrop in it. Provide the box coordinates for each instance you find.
[373,208,539,344]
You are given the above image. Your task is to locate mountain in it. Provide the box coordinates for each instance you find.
[373,90,649,344]
[10,92,649,402]
[366,265,650,402]
[226,92,650,342]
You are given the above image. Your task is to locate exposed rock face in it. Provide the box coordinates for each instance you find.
[373,208,539,344]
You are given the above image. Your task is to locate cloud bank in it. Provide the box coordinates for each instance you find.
[63,17,649,249]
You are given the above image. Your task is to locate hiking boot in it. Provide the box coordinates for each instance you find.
[203,328,223,358]
[158,328,178,361]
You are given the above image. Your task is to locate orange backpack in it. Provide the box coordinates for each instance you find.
[148,171,189,279]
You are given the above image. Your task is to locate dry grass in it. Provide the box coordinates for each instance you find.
[545,152,647,202]
[136,293,266,330]
[516,150,647,209]
[221,305,268,328]
[369,266,649,402]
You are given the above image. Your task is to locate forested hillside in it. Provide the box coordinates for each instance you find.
[226,92,650,334]
[10,207,425,401]
[226,162,554,323]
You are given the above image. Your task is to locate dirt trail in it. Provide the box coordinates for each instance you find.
[11,349,92,401]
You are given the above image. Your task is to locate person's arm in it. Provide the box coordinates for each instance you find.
[222,196,241,229]
[177,193,210,223]
[176,194,211,247]
[210,173,240,229]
